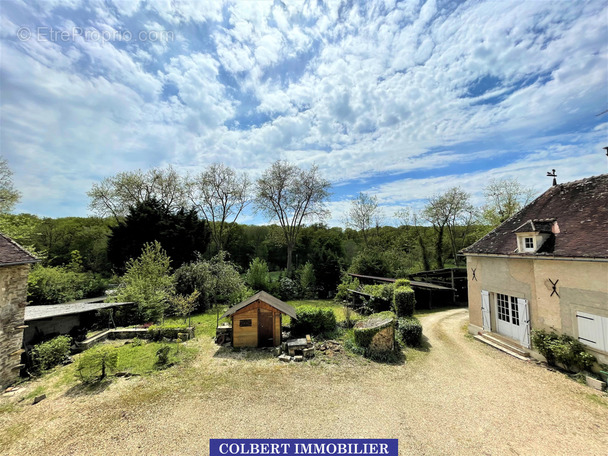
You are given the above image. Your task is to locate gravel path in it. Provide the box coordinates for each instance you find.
[2,309,607,455]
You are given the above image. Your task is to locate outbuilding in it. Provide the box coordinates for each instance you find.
[220,291,297,348]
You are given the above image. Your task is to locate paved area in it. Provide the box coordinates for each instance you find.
[2,309,607,455]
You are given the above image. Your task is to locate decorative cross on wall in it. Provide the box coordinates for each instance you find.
[471,268,477,281]
[548,278,560,297]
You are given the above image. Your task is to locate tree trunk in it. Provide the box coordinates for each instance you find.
[286,242,294,273]
[418,235,431,271]
[435,225,444,269]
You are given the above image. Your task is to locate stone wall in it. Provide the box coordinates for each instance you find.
[0,264,30,389]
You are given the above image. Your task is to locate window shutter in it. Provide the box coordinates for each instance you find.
[518,298,530,348]
[481,290,491,331]
[576,311,606,351]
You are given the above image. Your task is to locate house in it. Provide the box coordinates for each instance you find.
[462,174,608,363]
[220,291,297,348]
[0,233,39,389]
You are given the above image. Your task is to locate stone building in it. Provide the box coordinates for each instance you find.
[462,174,608,363]
[0,233,38,389]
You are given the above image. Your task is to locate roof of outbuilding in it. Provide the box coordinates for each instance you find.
[220,291,297,319]
[0,233,39,266]
[462,174,608,259]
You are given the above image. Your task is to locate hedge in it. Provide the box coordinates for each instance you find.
[397,317,423,347]
[291,306,337,336]
[394,278,411,288]
[531,329,596,372]
[148,324,193,341]
[393,286,415,317]
[31,335,72,372]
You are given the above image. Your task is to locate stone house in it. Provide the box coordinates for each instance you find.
[0,233,38,389]
[462,174,608,363]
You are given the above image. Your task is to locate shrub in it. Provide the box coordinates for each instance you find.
[155,345,172,368]
[174,252,249,311]
[531,329,596,372]
[112,241,174,323]
[394,278,410,288]
[291,306,337,336]
[362,284,394,312]
[278,276,300,301]
[397,317,423,347]
[31,335,72,372]
[75,345,118,384]
[393,286,415,317]
[335,275,360,302]
[298,262,316,298]
[27,265,108,305]
[148,324,192,341]
[244,258,272,292]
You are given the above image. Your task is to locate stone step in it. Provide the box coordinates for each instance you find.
[474,335,530,361]
[481,333,530,357]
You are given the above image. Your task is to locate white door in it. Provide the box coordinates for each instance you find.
[481,290,491,331]
[495,293,521,341]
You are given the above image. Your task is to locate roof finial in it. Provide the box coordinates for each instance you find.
[603,146,608,157]
[546,169,557,186]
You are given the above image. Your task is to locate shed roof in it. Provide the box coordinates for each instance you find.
[220,291,297,319]
[462,174,608,259]
[0,233,39,266]
[25,299,133,321]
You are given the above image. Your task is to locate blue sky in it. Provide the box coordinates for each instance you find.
[1,0,607,226]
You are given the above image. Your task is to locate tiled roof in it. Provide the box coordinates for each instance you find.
[462,174,608,259]
[0,233,39,266]
[221,291,297,319]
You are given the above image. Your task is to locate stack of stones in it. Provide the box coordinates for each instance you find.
[278,335,314,362]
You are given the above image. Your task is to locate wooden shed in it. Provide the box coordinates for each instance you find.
[220,291,297,348]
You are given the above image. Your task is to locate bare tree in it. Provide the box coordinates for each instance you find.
[423,187,474,268]
[0,156,20,213]
[187,163,250,252]
[87,166,187,221]
[255,161,331,273]
[346,192,383,246]
[482,178,536,226]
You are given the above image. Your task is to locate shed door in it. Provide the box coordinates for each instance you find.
[258,309,274,347]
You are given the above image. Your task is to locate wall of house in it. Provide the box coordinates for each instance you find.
[0,264,30,389]
[467,255,608,362]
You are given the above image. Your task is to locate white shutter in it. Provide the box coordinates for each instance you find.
[576,311,604,351]
[603,317,608,353]
[481,290,491,331]
[518,298,530,349]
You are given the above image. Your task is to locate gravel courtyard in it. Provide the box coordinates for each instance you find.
[2,308,607,456]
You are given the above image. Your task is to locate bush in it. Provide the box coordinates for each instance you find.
[298,262,316,298]
[393,286,415,317]
[174,252,249,311]
[278,276,300,301]
[362,284,394,312]
[155,345,172,368]
[394,278,410,288]
[291,306,337,336]
[75,345,118,384]
[112,241,174,323]
[397,317,423,347]
[148,324,192,341]
[244,258,272,292]
[30,335,72,372]
[531,329,596,372]
[27,265,108,305]
[335,275,360,302]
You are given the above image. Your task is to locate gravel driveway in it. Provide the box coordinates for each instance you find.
[2,308,607,455]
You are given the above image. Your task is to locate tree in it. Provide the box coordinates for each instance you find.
[187,163,250,252]
[244,257,272,292]
[422,187,474,268]
[0,156,20,213]
[113,241,174,323]
[346,192,383,246]
[482,178,536,226]
[87,165,186,221]
[255,161,331,272]
[107,198,210,272]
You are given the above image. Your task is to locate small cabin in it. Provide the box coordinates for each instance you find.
[220,291,297,348]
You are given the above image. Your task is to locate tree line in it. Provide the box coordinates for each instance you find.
[0,156,536,304]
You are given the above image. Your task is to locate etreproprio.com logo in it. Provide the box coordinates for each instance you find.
[16,26,174,44]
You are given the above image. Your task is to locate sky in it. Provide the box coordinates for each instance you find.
[1,0,607,226]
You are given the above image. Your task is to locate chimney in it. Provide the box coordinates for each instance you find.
[546,169,557,186]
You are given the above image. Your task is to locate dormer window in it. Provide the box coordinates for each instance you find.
[524,237,534,250]
[513,219,557,254]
